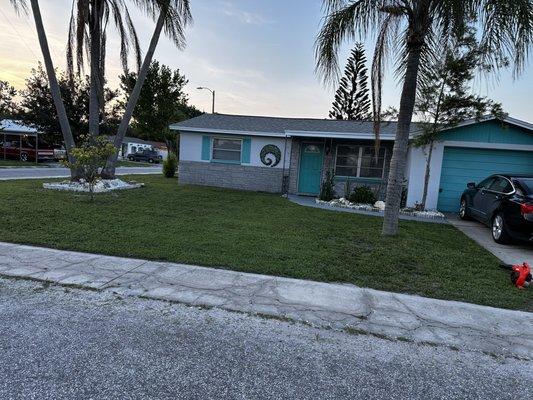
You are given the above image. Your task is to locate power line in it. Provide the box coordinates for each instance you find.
[0,8,40,60]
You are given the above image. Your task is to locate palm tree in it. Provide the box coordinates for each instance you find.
[10,0,78,177]
[101,0,192,178]
[66,0,143,138]
[316,0,533,236]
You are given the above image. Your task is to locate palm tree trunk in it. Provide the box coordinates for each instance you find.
[101,4,169,179]
[88,0,104,138]
[382,42,423,235]
[420,140,433,209]
[29,0,78,179]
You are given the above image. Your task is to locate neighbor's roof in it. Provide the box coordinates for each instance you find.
[108,135,153,145]
[0,119,39,134]
[169,113,420,140]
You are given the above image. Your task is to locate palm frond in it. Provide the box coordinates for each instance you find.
[474,0,533,77]
[9,0,28,15]
[371,13,397,147]
[315,0,384,85]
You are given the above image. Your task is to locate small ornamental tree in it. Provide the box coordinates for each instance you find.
[414,30,506,210]
[62,135,116,200]
[162,153,178,178]
[319,170,335,201]
[329,43,371,120]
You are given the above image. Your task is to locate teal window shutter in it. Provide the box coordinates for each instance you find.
[241,137,251,163]
[201,136,211,160]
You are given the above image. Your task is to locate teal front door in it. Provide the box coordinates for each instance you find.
[298,143,324,195]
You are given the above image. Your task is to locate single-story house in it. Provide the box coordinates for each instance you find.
[170,114,533,212]
[108,136,167,159]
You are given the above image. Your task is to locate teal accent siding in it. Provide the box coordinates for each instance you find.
[298,143,324,195]
[241,137,251,163]
[201,136,211,160]
[438,120,533,145]
[437,147,533,212]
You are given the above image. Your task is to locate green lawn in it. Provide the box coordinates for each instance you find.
[0,175,530,311]
[0,159,56,167]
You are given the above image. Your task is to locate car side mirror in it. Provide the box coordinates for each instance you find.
[467,182,476,189]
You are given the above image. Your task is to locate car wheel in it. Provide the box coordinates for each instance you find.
[128,156,134,161]
[20,153,28,162]
[148,158,154,163]
[492,212,512,244]
[459,198,471,220]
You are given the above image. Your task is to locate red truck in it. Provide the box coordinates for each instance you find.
[1,134,56,162]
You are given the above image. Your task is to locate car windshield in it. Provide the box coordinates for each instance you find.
[517,178,533,194]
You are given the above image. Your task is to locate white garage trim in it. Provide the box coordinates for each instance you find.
[441,141,533,152]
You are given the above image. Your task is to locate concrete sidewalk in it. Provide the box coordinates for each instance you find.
[0,241,531,359]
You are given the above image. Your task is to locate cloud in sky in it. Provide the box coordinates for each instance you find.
[220,1,274,26]
[0,0,531,122]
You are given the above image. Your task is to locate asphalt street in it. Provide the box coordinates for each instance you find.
[0,278,531,400]
[0,166,161,180]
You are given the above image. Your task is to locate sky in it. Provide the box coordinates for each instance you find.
[0,0,532,122]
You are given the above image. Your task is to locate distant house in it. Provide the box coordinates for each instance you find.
[170,114,533,212]
[108,136,167,160]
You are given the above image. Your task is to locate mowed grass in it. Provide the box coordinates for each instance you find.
[0,159,56,167]
[0,175,530,311]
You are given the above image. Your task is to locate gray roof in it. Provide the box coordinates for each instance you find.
[108,135,152,145]
[170,113,416,136]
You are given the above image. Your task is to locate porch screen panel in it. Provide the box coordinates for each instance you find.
[335,145,359,177]
[359,147,386,178]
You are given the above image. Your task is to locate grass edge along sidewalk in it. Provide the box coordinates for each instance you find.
[0,175,530,311]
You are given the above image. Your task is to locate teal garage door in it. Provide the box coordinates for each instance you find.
[437,147,533,212]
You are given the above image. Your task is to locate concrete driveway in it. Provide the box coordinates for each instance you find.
[447,214,533,265]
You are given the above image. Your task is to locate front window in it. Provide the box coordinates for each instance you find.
[212,138,242,162]
[335,145,386,178]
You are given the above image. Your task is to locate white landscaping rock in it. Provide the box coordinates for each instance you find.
[315,197,446,220]
[43,178,144,193]
[374,201,386,211]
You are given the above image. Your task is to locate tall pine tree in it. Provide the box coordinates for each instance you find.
[329,43,371,120]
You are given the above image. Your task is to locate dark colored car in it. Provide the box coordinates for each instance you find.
[459,174,533,244]
[127,149,162,164]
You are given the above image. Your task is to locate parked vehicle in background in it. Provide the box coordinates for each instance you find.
[459,174,533,244]
[127,149,162,164]
[53,147,67,161]
[1,134,56,162]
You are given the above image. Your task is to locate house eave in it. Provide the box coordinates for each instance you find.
[170,126,285,138]
[170,126,405,140]
[285,130,399,140]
